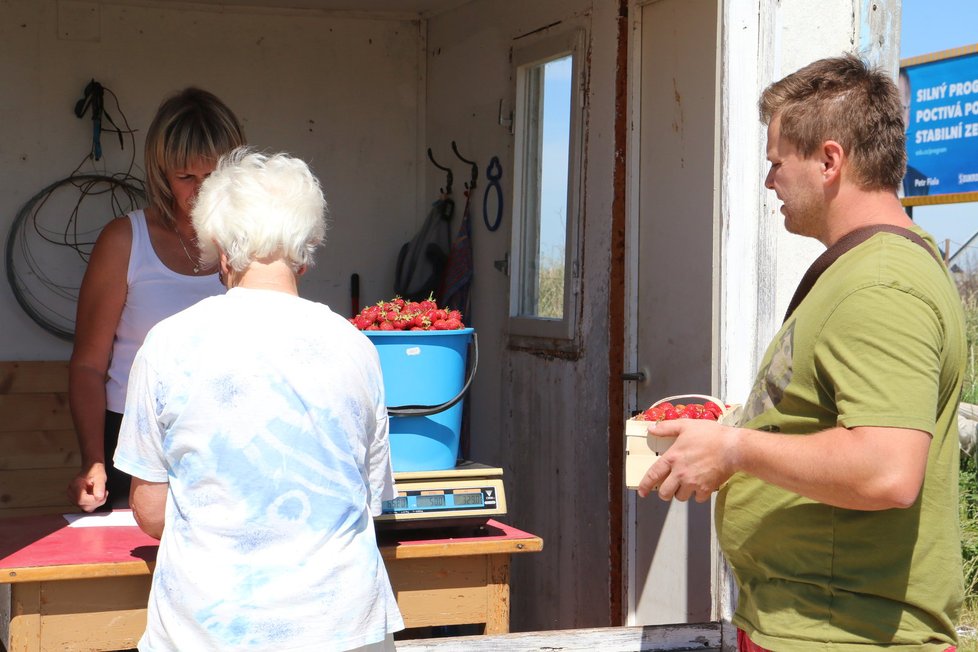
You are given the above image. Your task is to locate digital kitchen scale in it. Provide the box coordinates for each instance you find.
[375,460,506,527]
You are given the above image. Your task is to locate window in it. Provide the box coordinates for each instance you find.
[510,29,585,343]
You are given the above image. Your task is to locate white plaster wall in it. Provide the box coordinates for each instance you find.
[768,1,858,327]
[0,0,422,359]
[716,0,901,625]
[720,0,902,405]
[426,0,618,631]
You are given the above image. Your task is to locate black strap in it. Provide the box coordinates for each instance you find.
[783,224,944,323]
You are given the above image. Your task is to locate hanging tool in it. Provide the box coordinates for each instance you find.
[451,141,478,191]
[73,79,126,161]
[427,148,453,196]
[483,156,503,232]
[350,272,360,317]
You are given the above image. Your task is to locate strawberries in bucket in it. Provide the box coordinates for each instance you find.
[350,295,466,331]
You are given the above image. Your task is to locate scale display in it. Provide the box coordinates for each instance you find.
[382,487,498,515]
[375,462,507,524]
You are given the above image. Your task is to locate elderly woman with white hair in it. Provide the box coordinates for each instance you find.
[114,148,403,652]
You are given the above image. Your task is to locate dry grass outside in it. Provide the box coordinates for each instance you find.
[536,257,564,319]
[958,264,978,646]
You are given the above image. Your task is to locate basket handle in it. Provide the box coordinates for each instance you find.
[651,393,729,416]
[387,331,479,417]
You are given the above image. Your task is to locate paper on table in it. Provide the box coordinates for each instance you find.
[64,510,139,528]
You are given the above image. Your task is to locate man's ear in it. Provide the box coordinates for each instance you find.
[821,140,845,184]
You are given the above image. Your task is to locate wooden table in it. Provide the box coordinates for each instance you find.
[0,512,543,651]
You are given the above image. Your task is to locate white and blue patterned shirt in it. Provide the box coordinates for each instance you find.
[115,287,403,651]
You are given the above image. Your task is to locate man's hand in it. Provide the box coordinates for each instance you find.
[66,463,109,512]
[637,419,739,502]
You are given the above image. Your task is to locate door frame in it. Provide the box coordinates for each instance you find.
[621,0,770,626]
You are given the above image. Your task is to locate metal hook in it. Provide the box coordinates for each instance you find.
[427,147,453,196]
[451,141,478,191]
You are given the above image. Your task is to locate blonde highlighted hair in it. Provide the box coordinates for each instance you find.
[144,88,245,225]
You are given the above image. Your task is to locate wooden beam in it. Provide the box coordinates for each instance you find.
[0,363,70,395]
[396,622,723,651]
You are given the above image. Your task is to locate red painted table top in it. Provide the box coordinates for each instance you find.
[0,511,541,582]
[0,511,158,579]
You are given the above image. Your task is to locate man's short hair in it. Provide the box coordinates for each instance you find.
[759,53,907,191]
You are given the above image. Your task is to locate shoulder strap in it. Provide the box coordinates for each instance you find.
[783,224,944,324]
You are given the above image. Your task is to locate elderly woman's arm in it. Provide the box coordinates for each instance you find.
[130,478,168,540]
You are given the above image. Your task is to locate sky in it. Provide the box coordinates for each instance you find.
[900,0,978,261]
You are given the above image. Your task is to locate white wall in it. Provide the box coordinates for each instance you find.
[719,0,902,405]
[0,0,423,358]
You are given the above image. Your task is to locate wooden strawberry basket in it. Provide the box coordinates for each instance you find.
[624,394,741,489]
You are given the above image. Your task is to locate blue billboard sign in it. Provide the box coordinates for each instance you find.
[901,44,978,206]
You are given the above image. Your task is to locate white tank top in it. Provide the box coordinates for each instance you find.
[105,210,225,412]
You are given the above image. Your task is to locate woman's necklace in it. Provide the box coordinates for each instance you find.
[174,229,200,274]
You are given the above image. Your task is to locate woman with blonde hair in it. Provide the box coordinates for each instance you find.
[67,87,245,512]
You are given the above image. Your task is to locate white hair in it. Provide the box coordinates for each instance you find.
[192,147,327,273]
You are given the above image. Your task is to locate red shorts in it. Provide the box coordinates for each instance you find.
[738,629,956,652]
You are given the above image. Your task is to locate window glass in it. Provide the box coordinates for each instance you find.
[517,56,571,319]
[510,31,583,344]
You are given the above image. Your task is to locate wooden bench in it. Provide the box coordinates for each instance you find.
[0,361,82,518]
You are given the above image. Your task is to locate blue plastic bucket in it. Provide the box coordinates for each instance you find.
[365,328,475,472]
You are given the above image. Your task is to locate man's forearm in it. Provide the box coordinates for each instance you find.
[732,425,931,510]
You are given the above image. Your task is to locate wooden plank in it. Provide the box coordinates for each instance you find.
[0,363,69,396]
[39,576,149,650]
[395,623,724,652]
[8,582,40,652]
[3,561,153,585]
[0,431,79,471]
[0,583,10,651]
[484,554,510,635]
[387,555,489,628]
[0,505,81,520]
[382,535,543,561]
[0,469,76,512]
[0,396,72,433]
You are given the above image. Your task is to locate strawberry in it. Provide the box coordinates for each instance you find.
[644,407,665,421]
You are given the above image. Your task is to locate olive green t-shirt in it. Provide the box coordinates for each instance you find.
[717,228,965,650]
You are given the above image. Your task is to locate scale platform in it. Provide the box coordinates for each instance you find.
[376,460,506,528]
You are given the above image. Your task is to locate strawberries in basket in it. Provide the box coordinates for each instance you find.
[635,400,726,422]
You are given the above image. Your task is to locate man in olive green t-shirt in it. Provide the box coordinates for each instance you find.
[637,54,965,651]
